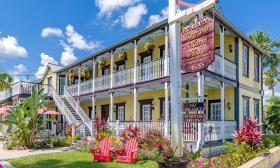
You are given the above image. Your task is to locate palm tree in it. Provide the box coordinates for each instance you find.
[249,30,280,68]
[265,96,280,133]
[249,30,280,97]
[264,69,280,97]
[0,72,13,91]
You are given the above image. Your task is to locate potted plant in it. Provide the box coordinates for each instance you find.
[144,41,155,52]
[96,57,106,67]
[118,49,127,60]
[155,144,188,168]
[81,67,90,78]
[68,70,76,81]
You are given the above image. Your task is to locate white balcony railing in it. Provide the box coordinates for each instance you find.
[66,57,170,96]
[208,54,237,80]
[0,81,44,102]
[109,120,237,142]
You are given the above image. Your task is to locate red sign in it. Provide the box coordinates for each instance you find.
[185,114,205,123]
[181,16,215,73]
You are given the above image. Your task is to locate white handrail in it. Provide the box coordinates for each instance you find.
[64,87,93,135]
[49,86,78,125]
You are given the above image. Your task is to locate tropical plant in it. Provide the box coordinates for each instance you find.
[0,72,13,91]
[265,96,280,133]
[155,144,175,164]
[264,69,280,97]
[119,125,141,143]
[139,129,170,150]
[249,30,280,97]
[249,30,280,68]
[1,87,46,148]
[233,117,263,148]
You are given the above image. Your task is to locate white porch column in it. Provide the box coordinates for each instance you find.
[78,65,81,97]
[220,82,225,140]
[197,72,205,150]
[110,50,114,88]
[164,83,169,138]
[92,58,96,93]
[133,40,138,123]
[164,26,169,138]
[110,92,114,121]
[91,96,96,120]
[220,26,225,140]
[133,88,137,122]
[169,0,183,156]
[65,70,68,87]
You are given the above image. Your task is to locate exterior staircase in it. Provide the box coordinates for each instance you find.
[61,97,92,136]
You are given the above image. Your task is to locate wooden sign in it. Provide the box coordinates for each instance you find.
[185,102,205,112]
[185,114,205,122]
[181,16,215,73]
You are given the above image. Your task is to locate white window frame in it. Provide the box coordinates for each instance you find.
[242,46,249,77]
[210,102,221,121]
[142,104,151,121]
[254,54,259,82]
[243,97,250,122]
[118,105,125,121]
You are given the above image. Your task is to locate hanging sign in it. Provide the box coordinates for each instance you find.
[181,16,215,73]
[185,114,205,122]
[184,102,205,112]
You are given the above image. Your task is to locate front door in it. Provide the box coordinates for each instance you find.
[210,102,221,121]
[101,105,109,121]
[59,76,66,95]
[141,56,152,81]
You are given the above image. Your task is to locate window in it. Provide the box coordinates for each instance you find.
[242,45,249,77]
[210,102,221,120]
[243,97,250,122]
[254,54,260,82]
[254,99,260,121]
[140,99,153,121]
[115,103,125,121]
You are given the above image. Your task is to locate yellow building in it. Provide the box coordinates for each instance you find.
[0,10,264,143]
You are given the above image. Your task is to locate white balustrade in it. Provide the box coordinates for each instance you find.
[113,67,134,87]
[109,120,237,142]
[137,57,169,83]
[208,54,237,80]
[95,75,110,91]
[80,80,93,95]
[64,88,93,135]
[49,86,78,125]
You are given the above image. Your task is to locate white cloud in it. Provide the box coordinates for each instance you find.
[65,24,100,51]
[41,27,63,38]
[9,64,27,82]
[95,0,140,17]
[40,52,58,66]
[60,43,77,66]
[121,3,147,29]
[35,53,59,79]
[148,7,168,27]
[0,36,27,58]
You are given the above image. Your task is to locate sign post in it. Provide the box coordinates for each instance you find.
[168,0,217,156]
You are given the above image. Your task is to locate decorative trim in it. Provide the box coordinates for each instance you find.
[239,83,261,94]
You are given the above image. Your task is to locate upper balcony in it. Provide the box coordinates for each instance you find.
[66,54,236,97]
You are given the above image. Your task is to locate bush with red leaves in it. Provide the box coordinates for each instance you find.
[233,117,263,148]
[93,117,108,133]
[119,125,141,143]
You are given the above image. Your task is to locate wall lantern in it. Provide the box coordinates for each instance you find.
[229,44,233,53]
[227,102,231,110]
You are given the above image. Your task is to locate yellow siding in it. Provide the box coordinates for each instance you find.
[42,67,59,91]
[238,37,262,90]
[239,88,262,126]
[215,34,236,62]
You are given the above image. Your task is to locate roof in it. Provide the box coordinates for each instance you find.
[56,9,265,73]
[36,63,63,83]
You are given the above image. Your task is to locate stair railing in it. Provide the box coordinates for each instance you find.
[49,86,78,126]
[64,87,93,135]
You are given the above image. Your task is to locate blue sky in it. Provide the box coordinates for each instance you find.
[0,0,279,96]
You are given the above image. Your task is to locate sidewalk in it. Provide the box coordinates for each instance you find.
[0,141,72,161]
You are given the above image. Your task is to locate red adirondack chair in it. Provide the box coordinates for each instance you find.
[115,138,138,163]
[92,138,113,162]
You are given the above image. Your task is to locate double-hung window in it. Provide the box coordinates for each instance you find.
[243,97,250,122]
[254,54,260,82]
[242,45,249,77]
[254,99,260,121]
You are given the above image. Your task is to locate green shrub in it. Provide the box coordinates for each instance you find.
[263,134,280,148]
[139,130,171,150]
[137,149,156,160]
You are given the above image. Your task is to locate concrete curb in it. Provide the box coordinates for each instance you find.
[240,145,280,168]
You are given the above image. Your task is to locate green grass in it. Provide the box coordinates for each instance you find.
[10,151,157,168]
